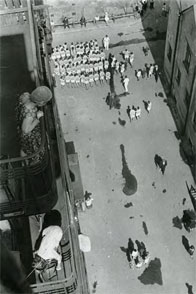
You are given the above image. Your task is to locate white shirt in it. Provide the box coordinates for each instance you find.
[37,226,63,260]
[124,77,129,85]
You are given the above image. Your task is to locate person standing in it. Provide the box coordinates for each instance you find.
[105,12,110,25]
[80,15,86,27]
[126,105,131,120]
[161,159,167,175]
[147,101,152,113]
[103,35,110,51]
[130,106,136,121]
[63,16,70,29]
[188,245,195,258]
[123,76,130,94]
[149,64,154,77]
[129,52,134,68]
[135,106,141,119]
[154,64,159,82]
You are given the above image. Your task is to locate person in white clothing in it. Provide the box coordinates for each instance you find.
[36,225,63,270]
[147,101,152,113]
[123,76,130,94]
[135,106,141,119]
[103,35,110,50]
[104,12,110,25]
[130,107,136,121]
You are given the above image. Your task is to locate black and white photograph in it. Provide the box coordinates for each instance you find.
[0,0,196,293]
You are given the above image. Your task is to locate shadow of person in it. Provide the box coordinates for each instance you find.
[185,282,194,294]
[143,100,148,111]
[182,235,190,252]
[172,216,182,229]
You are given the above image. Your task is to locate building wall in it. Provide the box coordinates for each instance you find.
[164,0,179,83]
[164,0,196,157]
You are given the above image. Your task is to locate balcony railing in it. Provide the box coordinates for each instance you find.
[0,115,57,219]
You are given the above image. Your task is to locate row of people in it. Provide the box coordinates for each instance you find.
[51,39,101,60]
[135,63,159,81]
[58,70,111,89]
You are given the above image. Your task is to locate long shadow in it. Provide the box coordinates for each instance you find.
[120,144,137,195]
[182,235,190,253]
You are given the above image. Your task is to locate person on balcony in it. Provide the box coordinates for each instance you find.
[16,86,52,165]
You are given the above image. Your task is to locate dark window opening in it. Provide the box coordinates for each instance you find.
[167,43,172,62]
[184,89,190,108]
[193,112,196,132]
[183,42,191,73]
[176,68,181,85]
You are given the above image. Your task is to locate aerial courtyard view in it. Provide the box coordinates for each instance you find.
[0,1,196,294]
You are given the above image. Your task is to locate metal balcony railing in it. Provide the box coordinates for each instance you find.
[0,116,57,219]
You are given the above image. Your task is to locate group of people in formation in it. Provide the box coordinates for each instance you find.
[51,39,113,89]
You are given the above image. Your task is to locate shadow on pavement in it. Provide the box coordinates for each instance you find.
[138,257,163,285]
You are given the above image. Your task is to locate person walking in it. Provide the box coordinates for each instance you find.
[103,35,110,50]
[150,0,154,9]
[147,101,152,113]
[123,76,130,94]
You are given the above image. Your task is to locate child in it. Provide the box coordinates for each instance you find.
[89,73,94,87]
[104,59,109,71]
[80,72,85,87]
[99,70,105,85]
[70,74,75,88]
[105,71,111,83]
[84,73,89,90]
[60,75,65,88]
[135,106,141,119]
[75,74,80,87]
[94,71,99,85]
[65,73,71,87]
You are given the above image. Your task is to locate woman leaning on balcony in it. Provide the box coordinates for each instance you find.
[16,86,52,165]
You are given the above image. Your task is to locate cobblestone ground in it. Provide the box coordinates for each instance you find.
[52,6,196,294]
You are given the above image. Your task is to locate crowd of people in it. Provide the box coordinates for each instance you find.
[51,40,114,89]
[128,239,150,270]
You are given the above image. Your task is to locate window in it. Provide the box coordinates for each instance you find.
[176,68,181,85]
[184,89,190,108]
[183,42,191,72]
[193,112,196,132]
[167,43,172,62]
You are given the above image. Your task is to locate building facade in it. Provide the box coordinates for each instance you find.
[164,0,196,170]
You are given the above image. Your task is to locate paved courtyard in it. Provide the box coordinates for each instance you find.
[52,7,196,294]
